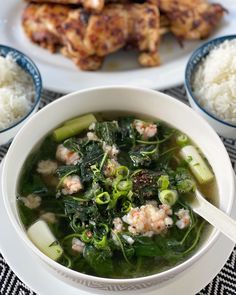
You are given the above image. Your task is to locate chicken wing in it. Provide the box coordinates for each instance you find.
[158,0,225,40]
[22,3,161,70]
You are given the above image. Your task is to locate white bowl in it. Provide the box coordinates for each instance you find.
[185,35,236,139]
[2,86,235,292]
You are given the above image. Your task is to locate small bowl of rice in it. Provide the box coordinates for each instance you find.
[0,45,42,145]
[185,35,236,139]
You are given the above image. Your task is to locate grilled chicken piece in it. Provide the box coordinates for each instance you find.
[62,3,160,69]
[25,0,105,12]
[22,4,70,52]
[159,0,225,40]
[60,9,104,70]
[22,3,161,70]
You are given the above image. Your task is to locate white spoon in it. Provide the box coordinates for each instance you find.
[191,189,236,244]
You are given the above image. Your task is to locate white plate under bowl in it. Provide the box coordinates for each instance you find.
[0,160,235,295]
[0,0,236,92]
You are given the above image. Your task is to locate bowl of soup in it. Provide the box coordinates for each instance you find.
[1,86,235,292]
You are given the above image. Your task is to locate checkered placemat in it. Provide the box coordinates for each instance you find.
[0,86,236,295]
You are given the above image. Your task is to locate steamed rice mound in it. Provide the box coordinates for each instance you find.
[0,54,35,131]
[193,40,236,125]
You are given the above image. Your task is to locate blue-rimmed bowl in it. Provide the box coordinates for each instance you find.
[0,45,42,145]
[185,35,236,139]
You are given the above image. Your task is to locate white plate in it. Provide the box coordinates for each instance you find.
[0,159,235,295]
[0,0,236,93]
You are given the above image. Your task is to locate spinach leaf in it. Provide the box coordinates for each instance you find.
[63,138,81,154]
[134,236,181,260]
[156,146,178,170]
[134,244,163,257]
[79,142,104,182]
[56,165,80,179]
[117,117,135,149]
[83,245,113,276]
[64,199,98,223]
[129,144,159,168]
[56,142,105,184]
[129,151,151,167]
[117,151,134,169]
[94,121,118,145]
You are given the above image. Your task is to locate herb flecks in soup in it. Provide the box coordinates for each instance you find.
[18,114,215,278]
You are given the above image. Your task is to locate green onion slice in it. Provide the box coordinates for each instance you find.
[159,189,178,206]
[95,192,110,204]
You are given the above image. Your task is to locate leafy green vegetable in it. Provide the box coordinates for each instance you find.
[83,245,113,276]
[94,121,119,145]
[175,168,196,193]
[56,165,80,179]
[63,138,81,154]
[79,142,104,182]
[129,144,159,168]
[117,117,136,149]
[64,199,98,224]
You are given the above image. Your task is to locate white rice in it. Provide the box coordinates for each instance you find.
[192,39,236,125]
[0,54,35,131]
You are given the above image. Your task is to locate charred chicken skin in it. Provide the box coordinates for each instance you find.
[158,0,225,40]
[22,3,161,70]
[25,0,105,12]
[22,4,70,52]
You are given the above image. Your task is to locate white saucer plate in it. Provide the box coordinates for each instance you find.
[0,0,236,92]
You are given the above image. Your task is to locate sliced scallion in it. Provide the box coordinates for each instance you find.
[157,175,169,191]
[94,235,107,249]
[159,189,178,206]
[121,200,132,213]
[176,133,189,147]
[180,145,214,184]
[81,230,93,243]
[116,179,132,192]
[95,192,110,204]
[53,114,97,142]
[115,166,129,179]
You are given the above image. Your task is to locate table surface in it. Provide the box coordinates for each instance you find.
[0,86,236,295]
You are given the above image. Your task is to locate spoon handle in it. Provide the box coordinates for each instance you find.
[194,191,236,244]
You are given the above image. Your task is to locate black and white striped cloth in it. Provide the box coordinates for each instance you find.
[0,86,236,295]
